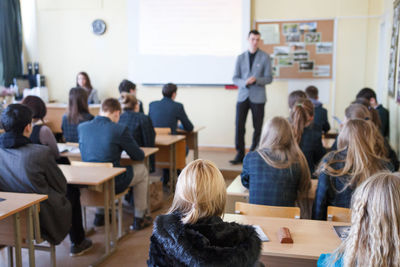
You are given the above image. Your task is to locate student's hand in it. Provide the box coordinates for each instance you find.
[246,76,256,85]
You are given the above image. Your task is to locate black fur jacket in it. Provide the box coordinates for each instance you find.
[147,212,261,267]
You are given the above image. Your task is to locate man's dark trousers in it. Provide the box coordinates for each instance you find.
[235,98,265,157]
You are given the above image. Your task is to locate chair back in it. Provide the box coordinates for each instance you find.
[155,127,171,135]
[327,206,351,222]
[235,202,300,219]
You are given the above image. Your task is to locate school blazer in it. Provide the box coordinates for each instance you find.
[233,49,273,104]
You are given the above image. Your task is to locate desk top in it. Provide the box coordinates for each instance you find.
[224,214,346,260]
[177,126,206,134]
[227,176,318,199]
[59,165,126,186]
[155,134,185,146]
[0,192,48,220]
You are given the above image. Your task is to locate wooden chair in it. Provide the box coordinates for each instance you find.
[70,161,130,239]
[154,127,171,135]
[327,206,351,222]
[0,205,56,267]
[235,202,300,219]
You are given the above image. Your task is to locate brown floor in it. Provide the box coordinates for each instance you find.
[0,149,240,267]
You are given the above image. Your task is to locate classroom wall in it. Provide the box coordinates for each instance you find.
[22,0,385,147]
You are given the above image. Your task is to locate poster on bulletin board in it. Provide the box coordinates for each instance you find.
[255,19,335,79]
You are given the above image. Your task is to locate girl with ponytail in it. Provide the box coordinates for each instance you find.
[148,159,262,267]
[313,119,393,220]
[290,98,326,176]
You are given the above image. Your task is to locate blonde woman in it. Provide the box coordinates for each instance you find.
[290,98,326,175]
[318,172,400,267]
[313,119,393,220]
[241,117,311,208]
[148,159,262,267]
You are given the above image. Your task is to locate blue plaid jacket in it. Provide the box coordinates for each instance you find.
[299,124,326,176]
[61,112,94,142]
[241,150,303,207]
[312,149,393,220]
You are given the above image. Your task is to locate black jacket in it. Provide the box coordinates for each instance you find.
[148,212,261,267]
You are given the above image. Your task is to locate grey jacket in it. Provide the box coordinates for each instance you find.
[233,49,273,104]
[0,144,71,245]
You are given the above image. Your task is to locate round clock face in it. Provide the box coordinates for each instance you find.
[92,19,106,35]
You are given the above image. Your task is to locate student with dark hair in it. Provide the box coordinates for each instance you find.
[305,85,330,133]
[0,104,92,255]
[288,90,307,110]
[21,95,59,159]
[118,79,144,113]
[79,98,152,230]
[119,93,156,171]
[356,87,389,138]
[62,87,94,142]
[290,98,326,176]
[149,83,193,134]
[76,71,100,104]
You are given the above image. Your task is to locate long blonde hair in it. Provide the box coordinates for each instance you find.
[290,98,314,143]
[332,172,400,267]
[318,119,389,191]
[257,117,311,200]
[168,159,226,224]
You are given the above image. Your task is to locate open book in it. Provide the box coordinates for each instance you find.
[57,143,80,154]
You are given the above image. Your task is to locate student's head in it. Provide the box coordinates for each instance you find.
[336,172,400,266]
[162,83,177,99]
[76,72,93,90]
[344,103,370,121]
[67,87,90,124]
[169,159,226,224]
[258,117,311,198]
[119,92,139,112]
[118,79,136,95]
[1,104,32,136]
[288,90,307,109]
[100,98,122,123]
[21,95,47,122]
[356,87,377,106]
[305,85,318,100]
[290,98,314,143]
[321,119,388,189]
[353,97,381,130]
[248,30,261,52]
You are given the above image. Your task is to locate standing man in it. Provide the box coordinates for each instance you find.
[230,30,273,164]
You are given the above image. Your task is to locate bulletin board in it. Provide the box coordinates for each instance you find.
[255,19,335,79]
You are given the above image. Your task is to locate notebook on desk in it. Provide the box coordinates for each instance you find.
[333,225,350,241]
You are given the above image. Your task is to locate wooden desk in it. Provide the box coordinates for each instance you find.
[59,165,125,267]
[45,103,100,133]
[226,176,318,214]
[177,126,205,160]
[155,134,186,192]
[224,214,346,267]
[0,192,48,267]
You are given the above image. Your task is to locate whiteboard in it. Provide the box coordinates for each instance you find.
[127,0,250,85]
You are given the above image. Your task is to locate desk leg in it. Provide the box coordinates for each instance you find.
[193,133,199,160]
[13,212,22,267]
[104,183,110,254]
[110,179,117,247]
[145,157,150,214]
[27,206,35,267]
[169,145,174,193]
[172,144,177,193]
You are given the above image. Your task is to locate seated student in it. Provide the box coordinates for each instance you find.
[78,98,152,230]
[118,93,156,171]
[62,87,94,143]
[290,98,326,176]
[356,87,389,138]
[318,172,400,267]
[76,71,100,104]
[149,83,193,134]
[118,79,144,113]
[288,90,307,110]
[21,95,59,159]
[148,159,262,267]
[0,104,92,255]
[305,85,330,133]
[313,119,393,220]
[241,116,311,208]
